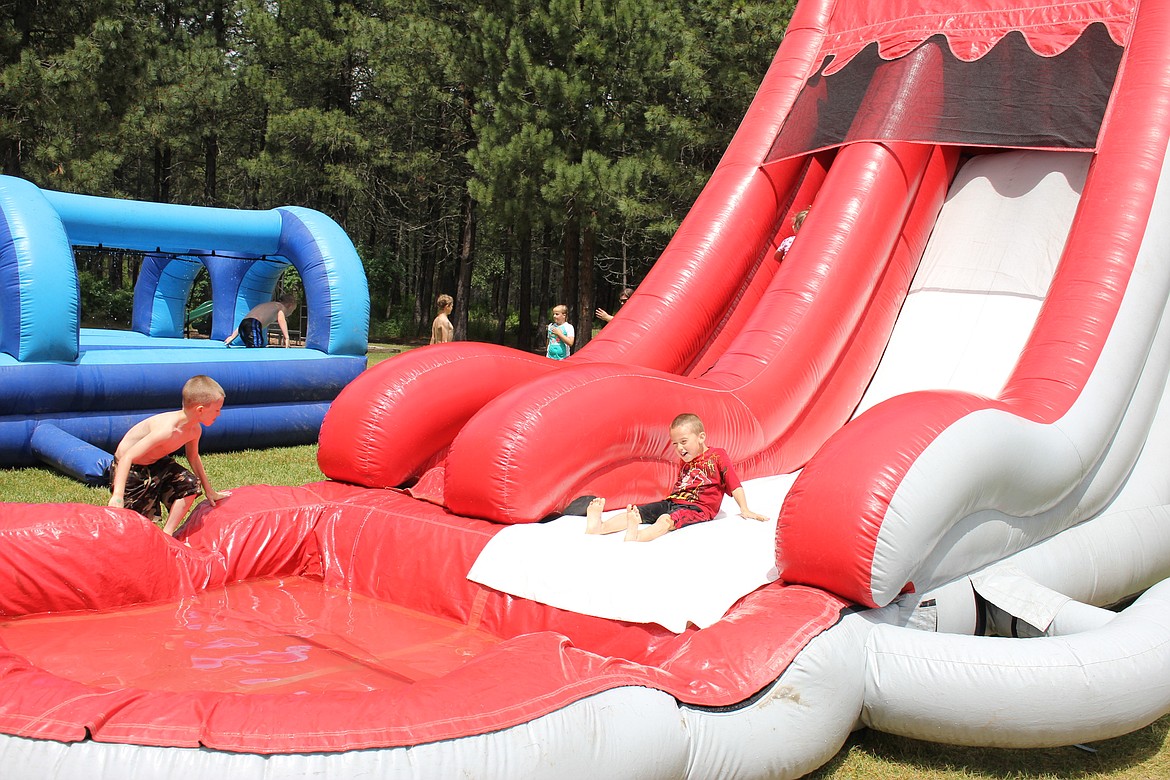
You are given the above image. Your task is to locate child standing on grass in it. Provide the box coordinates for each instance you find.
[107,375,231,536]
[430,293,455,344]
[546,304,574,360]
[585,412,768,542]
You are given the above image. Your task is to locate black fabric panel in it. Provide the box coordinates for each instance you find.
[765,23,1122,161]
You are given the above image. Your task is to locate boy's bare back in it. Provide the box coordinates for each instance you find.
[244,300,288,328]
[115,410,202,466]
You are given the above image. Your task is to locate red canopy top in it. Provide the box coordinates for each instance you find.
[813,0,1134,74]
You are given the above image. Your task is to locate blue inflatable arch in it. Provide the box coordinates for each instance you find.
[0,175,369,360]
[0,177,80,362]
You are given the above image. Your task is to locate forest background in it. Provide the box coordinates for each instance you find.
[0,0,796,351]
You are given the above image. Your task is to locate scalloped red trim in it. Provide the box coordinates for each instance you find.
[814,0,1134,74]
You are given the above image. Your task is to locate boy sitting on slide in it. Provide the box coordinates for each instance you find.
[585,412,769,542]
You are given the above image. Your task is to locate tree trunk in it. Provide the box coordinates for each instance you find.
[517,224,532,352]
[108,252,123,291]
[388,221,403,319]
[576,217,595,351]
[537,226,553,348]
[154,145,172,203]
[203,0,225,204]
[415,235,431,338]
[204,132,218,202]
[496,238,512,344]
[454,192,475,341]
[561,207,579,320]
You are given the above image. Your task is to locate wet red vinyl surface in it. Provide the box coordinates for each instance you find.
[0,576,501,695]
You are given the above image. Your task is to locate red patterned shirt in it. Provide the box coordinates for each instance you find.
[666,447,742,521]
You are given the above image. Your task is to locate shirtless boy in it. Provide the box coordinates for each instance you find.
[224,294,297,347]
[107,375,231,535]
[585,412,768,542]
[431,294,454,344]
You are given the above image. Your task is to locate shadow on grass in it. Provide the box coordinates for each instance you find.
[807,715,1170,779]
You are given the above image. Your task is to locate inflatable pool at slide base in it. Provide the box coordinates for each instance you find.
[0,486,848,774]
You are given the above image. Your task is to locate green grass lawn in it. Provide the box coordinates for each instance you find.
[809,724,1170,779]
[2,344,1170,778]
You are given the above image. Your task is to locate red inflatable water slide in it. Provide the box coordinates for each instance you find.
[3,0,1166,777]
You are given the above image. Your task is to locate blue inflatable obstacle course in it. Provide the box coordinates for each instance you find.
[0,175,370,482]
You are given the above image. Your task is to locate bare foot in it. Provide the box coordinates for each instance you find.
[585,496,606,534]
[623,504,642,542]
